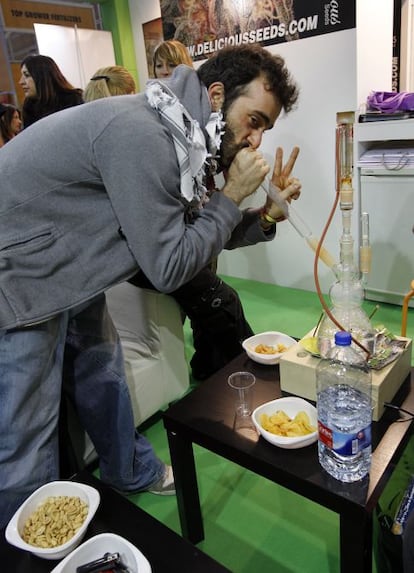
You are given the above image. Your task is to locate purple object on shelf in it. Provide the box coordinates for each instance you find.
[367,91,414,113]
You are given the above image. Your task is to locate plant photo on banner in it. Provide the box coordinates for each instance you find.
[160,0,356,61]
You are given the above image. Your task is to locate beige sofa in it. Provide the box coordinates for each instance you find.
[105,281,190,426]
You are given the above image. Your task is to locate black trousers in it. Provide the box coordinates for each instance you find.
[129,267,253,380]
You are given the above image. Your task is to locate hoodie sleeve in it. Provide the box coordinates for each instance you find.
[93,99,274,293]
[93,106,243,293]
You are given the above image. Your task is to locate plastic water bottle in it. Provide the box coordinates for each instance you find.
[316,330,372,483]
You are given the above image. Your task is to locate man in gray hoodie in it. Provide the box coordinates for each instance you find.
[0,45,301,525]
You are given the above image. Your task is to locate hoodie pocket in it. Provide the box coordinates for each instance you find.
[0,224,85,323]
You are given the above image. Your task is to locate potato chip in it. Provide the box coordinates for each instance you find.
[255,344,275,354]
[269,410,290,425]
[260,409,316,437]
[254,343,288,355]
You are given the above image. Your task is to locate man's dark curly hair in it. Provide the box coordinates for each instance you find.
[197,44,299,114]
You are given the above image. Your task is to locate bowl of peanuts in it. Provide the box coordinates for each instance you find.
[242,331,296,365]
[5,480,100,560]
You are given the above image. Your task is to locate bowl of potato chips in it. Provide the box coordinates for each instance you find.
[252,396,318,449]
[242,331,296,365]
[5,481,100,560]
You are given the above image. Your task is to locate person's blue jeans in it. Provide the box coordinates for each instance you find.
[0,294,164,528]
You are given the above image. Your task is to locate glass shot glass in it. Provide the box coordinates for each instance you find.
[227,371,256,416]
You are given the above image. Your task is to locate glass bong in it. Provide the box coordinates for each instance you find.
[317,112,375,359]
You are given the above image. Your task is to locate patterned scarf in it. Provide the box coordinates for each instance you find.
[146,80,224,206]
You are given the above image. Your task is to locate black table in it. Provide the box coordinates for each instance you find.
[163,353,414,573]
[0,471,230,572]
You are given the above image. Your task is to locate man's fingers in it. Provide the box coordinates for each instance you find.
[272,147,283,177]
[279,177,301,201]
[282,146,300,176]
[272,146,300,180]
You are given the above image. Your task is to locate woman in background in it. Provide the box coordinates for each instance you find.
[0,103,22,147]
[152,39,193,78]
[84,65,136,102]
[19,54,83,127]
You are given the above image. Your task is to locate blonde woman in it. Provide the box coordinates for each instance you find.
[84,66,136,102]
[152,39,193,78]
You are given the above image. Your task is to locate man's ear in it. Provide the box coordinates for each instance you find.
[207,82,225,112]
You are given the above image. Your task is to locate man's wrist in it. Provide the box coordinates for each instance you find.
[262,212,278,224]
[259,208,286,230]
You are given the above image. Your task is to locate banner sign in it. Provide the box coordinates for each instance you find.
[1,0,96,30]
[161,0,356,60]
[392,0,401,92]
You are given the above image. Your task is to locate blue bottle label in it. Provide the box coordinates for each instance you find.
[318,421,371,455]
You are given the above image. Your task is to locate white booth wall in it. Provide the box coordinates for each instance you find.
[129,0,394,294]
[34,24,115,90]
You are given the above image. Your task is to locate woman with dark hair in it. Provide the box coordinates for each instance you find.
[19,54,83,127]
[0,103,22,147]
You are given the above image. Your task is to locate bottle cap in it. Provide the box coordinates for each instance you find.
[334,331,352,346]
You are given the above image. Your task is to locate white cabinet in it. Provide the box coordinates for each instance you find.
[355,119,414,307]
[400,0,414,92]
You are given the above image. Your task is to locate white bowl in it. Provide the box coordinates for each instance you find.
[50,533,152,573]
[242,331,296,365]
[5,481,100,560]
[252,396,318,449]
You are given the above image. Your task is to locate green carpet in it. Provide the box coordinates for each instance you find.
[125,277,414,573]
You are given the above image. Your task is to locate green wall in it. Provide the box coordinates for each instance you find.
[99,0,139,87]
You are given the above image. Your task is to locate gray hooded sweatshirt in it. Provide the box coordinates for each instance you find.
[0,66,273,329]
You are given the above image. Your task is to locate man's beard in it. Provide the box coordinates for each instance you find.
[219,124,246,169]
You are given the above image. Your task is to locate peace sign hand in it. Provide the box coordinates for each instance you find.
[264,146,301,221]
